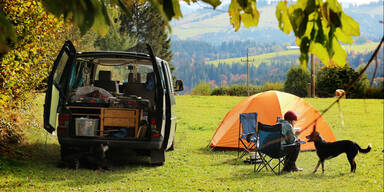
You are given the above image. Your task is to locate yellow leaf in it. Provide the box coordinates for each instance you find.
[331,38,347,67]
[310,42,330,66]
[335,28,353,44]
[275,1,292,34]
[340,13,360,36]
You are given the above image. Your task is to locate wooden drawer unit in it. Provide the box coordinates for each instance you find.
[67,106,140,137]
[104,117,135,127]
[104,109,136,118]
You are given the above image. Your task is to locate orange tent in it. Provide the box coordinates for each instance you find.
[209,91,336,151]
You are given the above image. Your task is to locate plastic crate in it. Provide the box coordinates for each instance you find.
[75,118,99,136]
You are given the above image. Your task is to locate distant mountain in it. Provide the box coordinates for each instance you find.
[170,1,383,44]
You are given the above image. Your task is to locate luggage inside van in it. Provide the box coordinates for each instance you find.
[65,57,156,139]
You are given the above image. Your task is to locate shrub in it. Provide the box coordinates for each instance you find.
[262,82,284,92]
[365,87,384,98]
[284,65,311,97]
[227,84,248,96]
[191,82,212,96]
[211,86,229,95]
[316,65,368,98]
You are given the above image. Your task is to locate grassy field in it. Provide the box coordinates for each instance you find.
[204,42,380,67]
[206,49,300,67]
[0,95,383,191]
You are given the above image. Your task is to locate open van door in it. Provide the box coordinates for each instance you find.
[43,41,76,133]
[146,44,167,164]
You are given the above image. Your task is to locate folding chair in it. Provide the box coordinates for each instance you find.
[254,122,299,175]
[238,113,258,159]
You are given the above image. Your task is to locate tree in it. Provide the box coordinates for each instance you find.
[94,6,137,51]
[284,65,311,97]
[0,0,65,106]
[119,1,173,66]
[0,0,360,69]
[316,64,368,98]
[191,82,212,96]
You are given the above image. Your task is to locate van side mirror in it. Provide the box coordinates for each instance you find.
[174,80,184,91]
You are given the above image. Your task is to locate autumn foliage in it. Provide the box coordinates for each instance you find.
[0,0,65,148]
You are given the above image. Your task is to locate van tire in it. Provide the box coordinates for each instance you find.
[150,149,165,166]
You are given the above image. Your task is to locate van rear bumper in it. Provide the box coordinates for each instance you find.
[58,137,163,150]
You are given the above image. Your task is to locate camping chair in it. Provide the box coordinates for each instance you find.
[254,122,299,175]
[238,113,258,159]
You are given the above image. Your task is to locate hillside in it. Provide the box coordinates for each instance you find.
[171,41,382,92]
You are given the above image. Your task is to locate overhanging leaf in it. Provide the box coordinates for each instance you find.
[326,0,342,13]
[331,38,347,67]
[310,42,330,66]
[276,1,292,34]
[340,13,360,36]
[229,0,241,31]
[201,0,222,9]
[334,28,353,44]
[241,12,258,28]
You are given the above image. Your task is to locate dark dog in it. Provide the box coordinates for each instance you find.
[306,128,371,173]
[59,144,110,170]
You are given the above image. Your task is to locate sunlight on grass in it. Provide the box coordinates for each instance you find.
[206,50,300,67]
[0,94,382,191]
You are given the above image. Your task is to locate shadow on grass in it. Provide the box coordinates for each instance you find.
[0,142,163,190]
[217,165,351,183]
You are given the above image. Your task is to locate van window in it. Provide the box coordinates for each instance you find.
[157,62,167,93]
[95,64,153,84]
[163,61,174,93]
[53,52,69,84]
[69,62,84,90]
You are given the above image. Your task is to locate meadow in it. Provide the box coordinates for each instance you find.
[0,95,382,191]
[205,42,379,67]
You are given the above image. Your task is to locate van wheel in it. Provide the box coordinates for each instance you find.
[150,149,165,166]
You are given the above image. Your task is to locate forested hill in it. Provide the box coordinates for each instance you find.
[170,1,383,92]
[171,40,382,92]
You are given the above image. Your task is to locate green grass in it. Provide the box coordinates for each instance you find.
[204,42,380,67]
[343,42,381,53]
[0,95,383,191]
[206,49,300,66]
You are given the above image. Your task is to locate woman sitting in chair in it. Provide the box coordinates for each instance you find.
[277,110,303,172]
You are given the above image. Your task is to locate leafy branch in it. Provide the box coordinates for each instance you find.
[0,0,360,67]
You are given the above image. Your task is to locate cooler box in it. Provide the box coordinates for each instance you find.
[75,118,99,136]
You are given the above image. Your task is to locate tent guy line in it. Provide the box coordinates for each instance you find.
[299,36,384,135]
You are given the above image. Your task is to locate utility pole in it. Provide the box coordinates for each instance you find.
[241,48,253,96]
[310,54,315,97]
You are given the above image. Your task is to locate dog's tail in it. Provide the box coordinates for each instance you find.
[357,143,372,153]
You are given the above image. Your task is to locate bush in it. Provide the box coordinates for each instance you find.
[365,87,384,98]
[261,82,284,92]
[211,86,229,95]
[316,65,368,98]
[227,84,248,96]
[191,82,212,95]
[210,83,284,96]
[284,65,311,97]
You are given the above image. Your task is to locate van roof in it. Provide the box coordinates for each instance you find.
[77,51,151,59]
